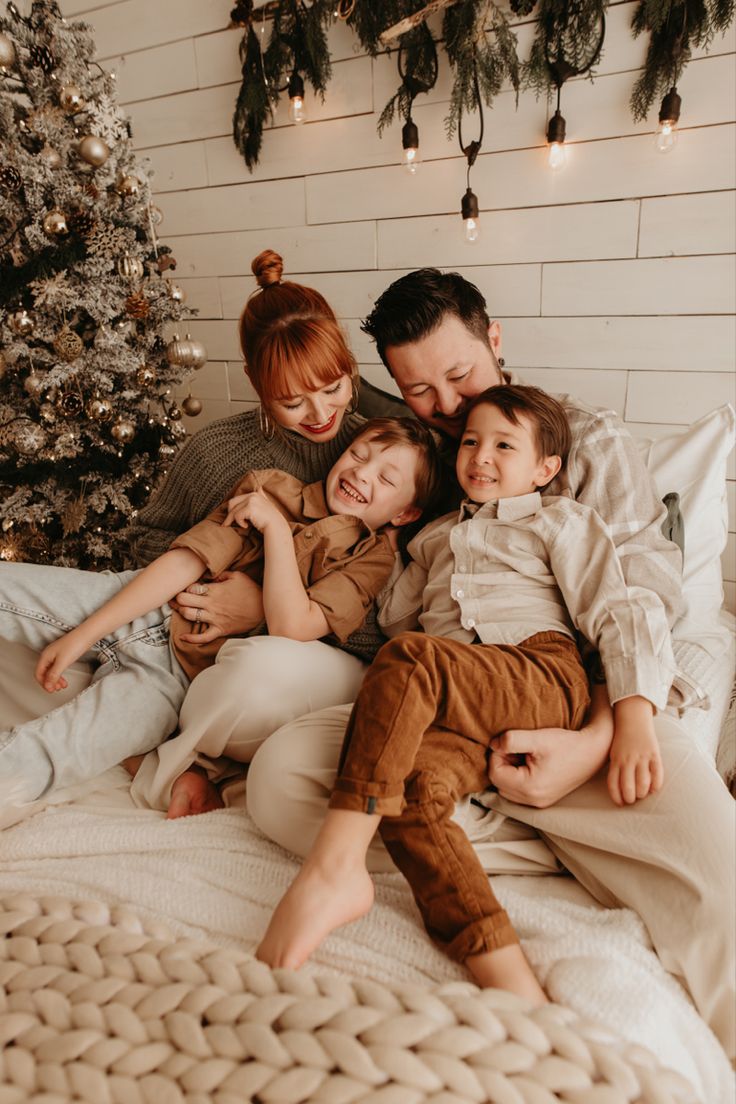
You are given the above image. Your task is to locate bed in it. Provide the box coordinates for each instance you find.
[1,406,734,1103]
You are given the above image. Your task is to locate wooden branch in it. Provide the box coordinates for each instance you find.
[379,0,461,45]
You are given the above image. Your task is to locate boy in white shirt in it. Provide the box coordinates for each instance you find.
[257,385,675,1003]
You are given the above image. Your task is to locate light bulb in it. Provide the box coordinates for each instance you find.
[547,141,566,170]
[401,118,421,175]
[545,109,567,171]
[287,71,306,124]
[461,187,480,244]
[464,216,480,243]
[656,87,681,155]
[655,120,677,153]
[288,94,305,124]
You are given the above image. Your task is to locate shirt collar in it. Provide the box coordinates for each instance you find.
[459,490,542,522]
[302,480,330,520]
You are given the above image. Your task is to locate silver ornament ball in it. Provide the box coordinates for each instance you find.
[78,135,110,167]
[116,173,142,197]
[43,208,69,238]
[0,32,16,69]
[111,419,135,443]
[167,282,186,304]
[10,310,35,337]
[38,146,62,169]
[59,84,85,113]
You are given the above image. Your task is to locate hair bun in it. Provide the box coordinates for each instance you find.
[252,249,283,288]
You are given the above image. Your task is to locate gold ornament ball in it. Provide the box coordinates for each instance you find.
[116,173,142,197]
[0,32,16,69]
[182,395,203,417]
[87,396,113,422]
[10,310,35,337]
[136,364,156,387]
[38,145,62,169]
[43,208,69,238]
[78,135,110,167]
[53,325,84,362]
[159,442,177,460]
[59,84,85,113]
[167,282,186,304]
[168,404,182,421]
[117,254,145,281]
[111,419,136,443]
[166,333,207,369]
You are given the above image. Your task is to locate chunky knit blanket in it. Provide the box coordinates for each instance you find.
[1,772,732,1104]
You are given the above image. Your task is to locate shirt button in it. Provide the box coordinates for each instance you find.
[466,618,476,629]
[304,530,313,539]
[459,565,467,573]
[455,588,464,598]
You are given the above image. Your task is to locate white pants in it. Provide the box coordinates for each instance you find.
[129,635,370,808]
[247,699,736,1061]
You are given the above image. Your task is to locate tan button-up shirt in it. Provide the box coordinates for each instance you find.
[169,469,395,680]
[379,492,676,710]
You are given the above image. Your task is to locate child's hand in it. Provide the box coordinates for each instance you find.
[607,701,664,806]
[35,628,90,693]
[223,490,289,534]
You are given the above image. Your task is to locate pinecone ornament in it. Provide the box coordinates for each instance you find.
[0,165,22,193]
[29,43,56,72]
[67,207,96,239]
[125,291,149,319]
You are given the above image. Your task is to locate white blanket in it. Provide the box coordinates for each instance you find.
[0,768,731,1104]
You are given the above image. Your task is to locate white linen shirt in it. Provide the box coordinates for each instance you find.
[379,492,676,711]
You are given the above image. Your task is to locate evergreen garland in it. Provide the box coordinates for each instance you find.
[376,23,439,135]
[443,0,520,139]
[523,0,607,98]
[630,0,734,120]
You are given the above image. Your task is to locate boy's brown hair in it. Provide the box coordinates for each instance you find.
[351,417,442,515]
[468,384,571,469]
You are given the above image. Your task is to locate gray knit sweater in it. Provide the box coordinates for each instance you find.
[124,408,385,662]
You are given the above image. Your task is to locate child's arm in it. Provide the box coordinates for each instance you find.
[608,696,663,806]
[224,490,330,640]
[36,548,205,692]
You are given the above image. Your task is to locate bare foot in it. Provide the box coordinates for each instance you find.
[257,860,374,969]
[467,942,548,1006]
[167,768,224,819]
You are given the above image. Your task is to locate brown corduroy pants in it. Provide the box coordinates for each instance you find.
[329,630,590,962]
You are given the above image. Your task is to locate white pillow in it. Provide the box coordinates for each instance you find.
[635,404,735,633]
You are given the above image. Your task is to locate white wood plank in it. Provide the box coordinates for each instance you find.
[357,362,403,398]
[517,368,628,415]
[144,143,209,194]
[184,321,240,362]
[721,533,735,581]
[377,201,639,268]
[179,397,248,433]
[639,192,736,257]
[157,178,305,237]
[86,0,232,58]
[111,40,198,105]
[309,125,735,223]
[176,278,223,320]
[626,371,736,423]
[219,264,541,321]
[166,222,376,279]
[227,364,258,403]
[502,316,735,372]
[172,360,229,401]
[60,0,123,13]
[542,256,736,316]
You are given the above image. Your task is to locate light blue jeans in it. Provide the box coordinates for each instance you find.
[0,561,189,802]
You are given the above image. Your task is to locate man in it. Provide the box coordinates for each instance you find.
[246,268,735,1059]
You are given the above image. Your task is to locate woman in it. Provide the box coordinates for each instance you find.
[127,249,383,816]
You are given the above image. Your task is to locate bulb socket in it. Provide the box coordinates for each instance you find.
[402,118,419,151]
[288,71,305,100]
[461,187,479,221]
[546,110,566,145]
[658,86,681,126]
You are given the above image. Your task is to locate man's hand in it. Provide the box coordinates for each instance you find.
[176,570,265,643]
[35,627,91,693]
[488,684,614,808]
[223,490,290,535]
[607,696,663,806]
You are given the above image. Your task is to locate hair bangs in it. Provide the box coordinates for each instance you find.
[258,320,350,404]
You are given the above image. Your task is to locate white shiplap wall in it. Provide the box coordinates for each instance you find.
[59,0,736,610]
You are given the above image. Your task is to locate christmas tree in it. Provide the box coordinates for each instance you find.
[0,0,206,569]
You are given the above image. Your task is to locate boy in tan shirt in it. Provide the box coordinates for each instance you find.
[258,386,675,1004]
[0,418,439,807]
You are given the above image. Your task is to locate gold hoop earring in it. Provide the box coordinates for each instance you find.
[497,356,505,369]
[347,374,360,414]
[259,403,275,440]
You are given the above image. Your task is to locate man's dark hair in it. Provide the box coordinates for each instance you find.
[361,269,491,372]
[467,384,571,470]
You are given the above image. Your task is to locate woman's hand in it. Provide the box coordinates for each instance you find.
[176,570,265,643]
[35,627,91,693]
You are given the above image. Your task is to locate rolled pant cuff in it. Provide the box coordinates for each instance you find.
[329,782,404,817]
[445,912,519,964]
